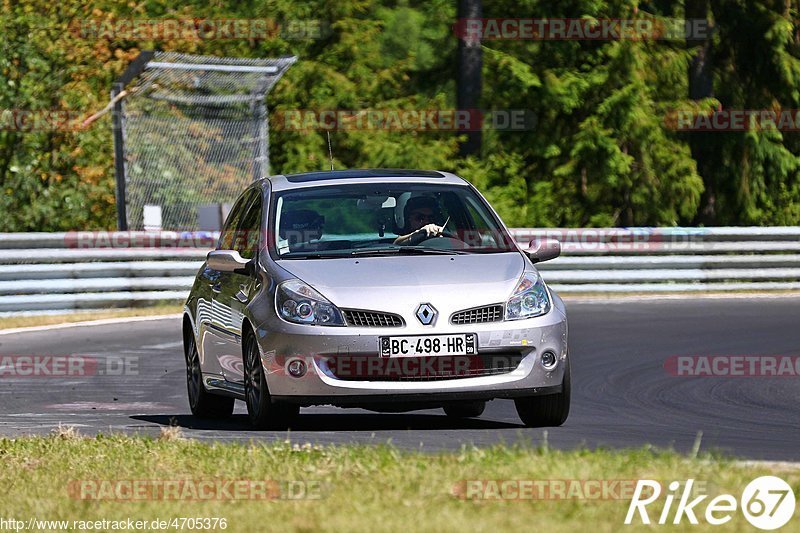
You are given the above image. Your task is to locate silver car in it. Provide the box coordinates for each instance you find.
[182,169,569,428]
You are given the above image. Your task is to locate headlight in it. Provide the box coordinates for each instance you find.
[505,271,550,320]
[276,280,346,326]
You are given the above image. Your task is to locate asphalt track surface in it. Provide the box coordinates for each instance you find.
[1,298,798,460]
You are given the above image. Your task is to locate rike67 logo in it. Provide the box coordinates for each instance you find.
[625,477,796,530]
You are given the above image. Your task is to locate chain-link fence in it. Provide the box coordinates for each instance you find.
[114,51,296,230]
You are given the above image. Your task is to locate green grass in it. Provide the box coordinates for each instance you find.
[0,433,797,532]
[559,290,800,299]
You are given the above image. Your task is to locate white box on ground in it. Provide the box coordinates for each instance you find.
[143,205,162,231]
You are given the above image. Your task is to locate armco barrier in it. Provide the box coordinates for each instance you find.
[0,228,797,313]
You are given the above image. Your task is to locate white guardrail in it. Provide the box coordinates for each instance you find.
[0,227,799,313]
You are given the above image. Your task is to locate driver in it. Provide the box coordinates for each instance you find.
[394,196,445,245]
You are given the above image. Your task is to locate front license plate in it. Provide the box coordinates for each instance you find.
[380,334,477,357]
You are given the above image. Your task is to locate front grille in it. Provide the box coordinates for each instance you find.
[343,309,404,327]
[451,304,504,325]
[322,353,524,381]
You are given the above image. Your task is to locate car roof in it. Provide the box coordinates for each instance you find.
[263,169,469,192]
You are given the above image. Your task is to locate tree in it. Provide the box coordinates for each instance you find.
[456,0,483,156]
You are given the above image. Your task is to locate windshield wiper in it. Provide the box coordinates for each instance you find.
[350,247,466,256]
[461,248,516,254]
[280,252,350,259]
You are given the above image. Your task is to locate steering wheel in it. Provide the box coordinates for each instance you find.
[437,229,460,240]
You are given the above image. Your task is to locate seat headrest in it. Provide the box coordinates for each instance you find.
[280,209,325,244]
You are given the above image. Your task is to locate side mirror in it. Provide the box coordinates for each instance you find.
[207,250,252,274]
[527,238,561,263]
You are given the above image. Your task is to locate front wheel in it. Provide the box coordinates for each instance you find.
[514,357,571,427]
[243,332,299,429]
[185,333,234,419]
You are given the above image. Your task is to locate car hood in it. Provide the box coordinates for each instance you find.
[277,252,526,319]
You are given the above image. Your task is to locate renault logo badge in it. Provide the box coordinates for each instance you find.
[416,303,437,325]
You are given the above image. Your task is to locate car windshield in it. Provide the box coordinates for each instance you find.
[271,183,518,258]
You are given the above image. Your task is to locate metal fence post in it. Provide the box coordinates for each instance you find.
[112,82,128,231]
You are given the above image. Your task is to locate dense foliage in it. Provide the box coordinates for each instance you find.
[1,0,799,230]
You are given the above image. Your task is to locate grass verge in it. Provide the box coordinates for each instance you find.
[0,433,797,532]
[559,289,800,300]
[0,304,182,330]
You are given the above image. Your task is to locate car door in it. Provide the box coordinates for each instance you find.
[200,190,253,378]
[216,190,263,384]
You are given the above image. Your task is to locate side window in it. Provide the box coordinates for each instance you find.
[218,191,253,250]
[234,194,262,260]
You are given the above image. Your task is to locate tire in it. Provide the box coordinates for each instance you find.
[243,332,299,429]
[185,332,234,419]
[514,357,571,427]
[443,401,486,418]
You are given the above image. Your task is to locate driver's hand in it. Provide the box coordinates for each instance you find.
[417,224,443,238]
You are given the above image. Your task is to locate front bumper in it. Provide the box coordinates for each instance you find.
[254,299,568,406]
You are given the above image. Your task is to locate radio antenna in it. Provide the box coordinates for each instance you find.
[326,131,335,171]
